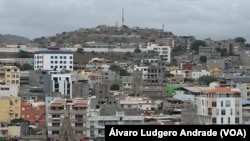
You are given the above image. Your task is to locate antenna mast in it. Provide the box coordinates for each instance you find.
[122,8,124,26]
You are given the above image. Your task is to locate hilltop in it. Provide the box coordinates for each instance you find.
[0,34,30,44]
[32,25,176,46]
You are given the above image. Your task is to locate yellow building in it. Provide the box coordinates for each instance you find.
[0,122,21,139]
[0,96,21,122]
[210,67,222,77]
[78,70,92,76]
[0,66,20,88]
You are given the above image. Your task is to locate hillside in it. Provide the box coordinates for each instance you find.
[0,51,141,65]
[32,25,176,46]
[0,34,30,44]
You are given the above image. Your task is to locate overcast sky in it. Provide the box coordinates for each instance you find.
[0,0,250,42]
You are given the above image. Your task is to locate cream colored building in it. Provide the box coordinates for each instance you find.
[194,87,242,124]
[0,122,21,139]
[0,96,21,122]
[0,66,20,89]
[147,42,171,63]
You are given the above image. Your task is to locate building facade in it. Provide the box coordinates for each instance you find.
[194,87,242,124]
[34,50,73,71]
[0,66,20,88]
[0,96,21,122]
[86,111,144,141]
[47,98,89,140]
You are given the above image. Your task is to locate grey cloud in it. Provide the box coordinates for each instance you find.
[0,0,250,42]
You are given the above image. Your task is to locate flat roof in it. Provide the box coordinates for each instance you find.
[34,50,73,54]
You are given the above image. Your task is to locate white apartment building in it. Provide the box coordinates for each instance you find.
[194,87,242,124]
[86,111,144,141]
[50,72,73,98]
[0,84,19,97]
[191,70,211,80]
[47,98,90,140]
[34,50,73,71]
[146,42,171,63]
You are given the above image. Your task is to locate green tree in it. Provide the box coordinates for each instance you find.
[164,71,174,77]
[77,48,84,53]
[190,40,206,52]
[109,64,129,76]
[198,76,217,85]
[110,84,120,90]
[234,37,246,44]
[199,56,207,63]
[21,63,33,71]
[18,50,31,58]
[171,46,182,52]
[125,51,131,57]
[134,48,141,53]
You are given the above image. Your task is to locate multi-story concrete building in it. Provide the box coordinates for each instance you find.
[147,42,171,63]
[33,50,73,71]
[0,84,19,97]
[43,70,73,98]
[0,122,21,140]
[86,111,144,141]
[0,66,20,88]
[47,98,90,140]
[193,87,242,124]
[132,58,167,98]
[175,36,195,51]
[0,96,21,122]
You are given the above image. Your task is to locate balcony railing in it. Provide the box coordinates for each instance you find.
[47,126,61,130]
[48,110,64,114]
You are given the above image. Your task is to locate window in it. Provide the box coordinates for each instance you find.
[75,123,83,127]
[52,123,60,127]
[235,118,239,123]
[75,115,83,118]
[235,109,239,115]
[221,109,226,115]
[221,117,223,124]
[225,100,230,107]
[51,56,53,59]
[212,101,216,107]
[52,131,59,135]
[212,118,216,124]
[228,117,230,124]
[221,101,223,107]
[52,114,60,118]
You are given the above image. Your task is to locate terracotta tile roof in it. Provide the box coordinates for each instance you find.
[202,87,240,94]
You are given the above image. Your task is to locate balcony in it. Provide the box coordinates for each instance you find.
[47,126,60,130]
[71,118,87,123]
[70,110,87,114]
[48,118,62,122]
[72,126,86,131]
[48,110,64,114]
